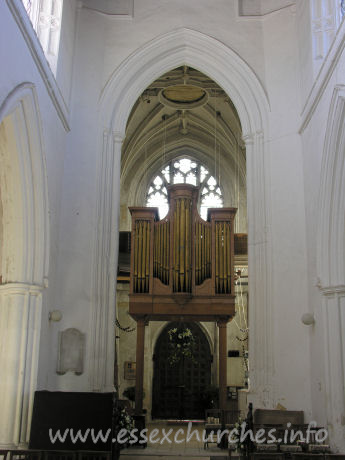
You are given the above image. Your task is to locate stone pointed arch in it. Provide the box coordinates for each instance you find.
[0,83,49,448]
[92,28,274,410]
[318,85,345,288]
[0,82,49,285]
[100,28,269,137]
[317,85,345,453]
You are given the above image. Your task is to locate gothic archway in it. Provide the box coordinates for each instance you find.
[94,28,273,410]
[0,83,49,447]
[152,322,212,420]
[317,85,345,452]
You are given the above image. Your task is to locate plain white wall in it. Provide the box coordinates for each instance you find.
[0,0,76,390]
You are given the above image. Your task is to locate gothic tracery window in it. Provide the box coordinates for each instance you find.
[22,0,63,75]
[311,0,343,67]
[146,157,223,220]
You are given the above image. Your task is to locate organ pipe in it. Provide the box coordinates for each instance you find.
[154,220,170,285]
[132,219,151,293]
[130,184,236,298]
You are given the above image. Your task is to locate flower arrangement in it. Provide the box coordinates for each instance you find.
[167,327,196,365]
[118,408,134,434]
[231,417,244,452]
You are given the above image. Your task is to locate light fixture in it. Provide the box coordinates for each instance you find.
[301,313,315,326]
[49,310,63,322]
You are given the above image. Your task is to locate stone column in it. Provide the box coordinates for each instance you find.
[244,132,274,408]
[135,318,146,415]
[321,285,345,453]
[0,283,43,448]
[90,131,123,392]
[218,319,228,414]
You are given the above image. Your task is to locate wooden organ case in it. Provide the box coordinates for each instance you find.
[128,184,237,415]
[129,184,237,321]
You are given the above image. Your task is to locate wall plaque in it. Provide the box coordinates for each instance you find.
[57,328,85,375]
[124,361,136,379]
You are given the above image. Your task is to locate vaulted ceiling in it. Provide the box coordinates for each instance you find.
[120,66,247,232]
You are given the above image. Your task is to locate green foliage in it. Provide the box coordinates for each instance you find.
[167,327,196,365]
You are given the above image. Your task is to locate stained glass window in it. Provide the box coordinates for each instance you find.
[146,157,223,220]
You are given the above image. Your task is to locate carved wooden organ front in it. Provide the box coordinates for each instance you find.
[129,184,237,322]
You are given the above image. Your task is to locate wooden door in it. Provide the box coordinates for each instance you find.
[152,322,212,420]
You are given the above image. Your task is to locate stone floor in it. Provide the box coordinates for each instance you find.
[119,421,237,459]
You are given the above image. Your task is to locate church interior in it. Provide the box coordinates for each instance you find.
[0,0,345,458]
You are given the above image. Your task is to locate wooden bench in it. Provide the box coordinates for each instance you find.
[254,408,304,425]
[251,409,333,457]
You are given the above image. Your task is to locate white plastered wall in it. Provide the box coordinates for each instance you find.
[296,0,345,450]
[0,0,76,446]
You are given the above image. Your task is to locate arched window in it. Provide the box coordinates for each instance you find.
[22,0,63,75]
[146,157,223,220]
[311,0,343,72]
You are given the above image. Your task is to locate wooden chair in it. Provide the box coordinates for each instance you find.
[204,409,222,449]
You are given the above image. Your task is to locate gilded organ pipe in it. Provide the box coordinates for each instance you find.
[130,185,235,298]
[214,221,232,294]
[133,220,151,293]
[153,221,170,285]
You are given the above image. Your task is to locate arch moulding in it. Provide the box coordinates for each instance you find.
[318,85,345,289]
[317,84,345,452]
[0,82,49,286]
[92,28,274,408]
[0,82,49,448]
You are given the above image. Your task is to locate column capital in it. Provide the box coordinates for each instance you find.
[136,316,149,326]
[217,318,228,328]
[0,282,44,296]
[320,284,345,297]
[112,131,125,144]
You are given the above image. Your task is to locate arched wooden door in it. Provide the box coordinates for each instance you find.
[152,322,212,420]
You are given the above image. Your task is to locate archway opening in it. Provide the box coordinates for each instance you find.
[116,66,249,418]
[0,85,49,447]
[152,322,212,420]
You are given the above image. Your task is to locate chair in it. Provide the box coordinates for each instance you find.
[204,409,222,449]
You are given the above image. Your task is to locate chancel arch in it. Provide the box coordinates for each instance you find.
[96,28,271,413]
[115,64,251,419]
